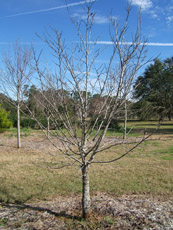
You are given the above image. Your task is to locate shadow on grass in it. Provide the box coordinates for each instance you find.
[0,186,41,205]
[0,186,82,221]
[132,128,173,135]
[2,203,82,221]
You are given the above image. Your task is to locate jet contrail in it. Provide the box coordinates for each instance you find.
[145,42,173,47]
[0,42,44,45]
[0,41,173,47]
[94,41,173,47]
[4,0,95,18]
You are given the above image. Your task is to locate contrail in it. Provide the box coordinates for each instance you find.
[145,42,173,47]
[0,42,44,45]
[4,0,95,18]
[0,41,173,47]
[94,41,173,47]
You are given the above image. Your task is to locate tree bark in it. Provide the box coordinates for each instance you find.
[82,165,91,219]
[123,100,127,139]
[17,103,21,148]
[168,112,171,121]
[47,116,50,139]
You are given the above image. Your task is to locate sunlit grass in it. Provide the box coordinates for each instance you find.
[5,119,173,139]
[121,120,173,130]
[0,126,172,203]
[5,127,33,138]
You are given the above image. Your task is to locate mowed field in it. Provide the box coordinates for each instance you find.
[0,120,172,204]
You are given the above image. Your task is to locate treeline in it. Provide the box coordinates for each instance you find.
[0,56,173,132]
[0,88,126,130]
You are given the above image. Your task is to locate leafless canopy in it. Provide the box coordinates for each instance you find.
[0,1,153,219]
[31,1,149,169]
[1,42,33,102]
[0,42,33,148]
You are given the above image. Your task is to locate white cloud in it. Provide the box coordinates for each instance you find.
[167,16,173,23]
[73,13,110,24]
[149,10,158,19]
[130,0,153,11]
[94,15,109,24]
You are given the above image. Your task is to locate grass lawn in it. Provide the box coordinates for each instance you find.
[0,120,172,204]
[121,120,173,134]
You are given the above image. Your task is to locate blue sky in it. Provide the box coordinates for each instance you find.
[0,0,172,66]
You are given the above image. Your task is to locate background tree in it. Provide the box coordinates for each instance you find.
[163,57,173,120]
[0,104,12,132]
[133,57,173,120]
[0,42,33,147]
[0,93,17,124]
[29,2,149,219]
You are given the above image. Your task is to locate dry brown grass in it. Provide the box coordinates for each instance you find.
[0,128,173,204]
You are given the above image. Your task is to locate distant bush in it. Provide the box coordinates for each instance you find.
[0,105,12,132]
[90,116,121,131]
[20,118,38,128]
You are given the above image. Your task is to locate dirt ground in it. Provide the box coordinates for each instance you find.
[0,194,173,229]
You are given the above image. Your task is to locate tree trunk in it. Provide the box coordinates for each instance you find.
[123,100,127,139]
[17,103,21,148]
[82,165,91,219]
[168,112,171,121]
[47,116,50,138]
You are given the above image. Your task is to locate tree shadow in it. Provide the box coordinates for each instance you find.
[130,127,173,135]
[0,185,82,221]
[2,202,82,221]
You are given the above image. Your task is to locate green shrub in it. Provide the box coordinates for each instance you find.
[20,117,37,128]
[90,115,120,131]
[0,105,12,132]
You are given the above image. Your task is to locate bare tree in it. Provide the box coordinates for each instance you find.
[30,1,151,219]
[0,42,33,148]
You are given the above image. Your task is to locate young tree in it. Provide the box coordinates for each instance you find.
[31,1,149,219]
[0,42,33,148]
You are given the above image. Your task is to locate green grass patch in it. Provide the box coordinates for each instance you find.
[5,127,33,137]
[157,146,173,160]
[121,120,173,135]
[0,218,8,226]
